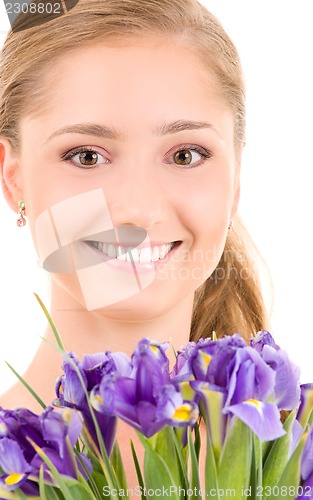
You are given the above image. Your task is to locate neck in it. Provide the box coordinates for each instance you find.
[46,282,194,364]
[1,283,194,413]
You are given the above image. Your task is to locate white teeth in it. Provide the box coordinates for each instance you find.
[90,242,176,263]
[107,244,117,258]
[129,247,139,262]
[140,247,152,263]
[117,246,127,262]
[159,244,168,259]
[151,246,160,262]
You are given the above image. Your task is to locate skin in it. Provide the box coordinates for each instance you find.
[0,36,241,492]
[0,37,240,418]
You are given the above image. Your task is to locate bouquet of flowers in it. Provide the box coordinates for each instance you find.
[0,300,313,499]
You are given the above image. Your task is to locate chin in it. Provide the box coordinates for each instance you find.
[94,289,177,322]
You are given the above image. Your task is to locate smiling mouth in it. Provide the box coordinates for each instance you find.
[85,241,181,263]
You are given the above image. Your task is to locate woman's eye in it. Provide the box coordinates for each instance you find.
[167,146,211,168]
[62,147,109,168]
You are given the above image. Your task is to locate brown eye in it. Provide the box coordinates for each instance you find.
[174,149,193,165]
[62,147,109,168]
[168,146,211,168]
[79,151,99,166]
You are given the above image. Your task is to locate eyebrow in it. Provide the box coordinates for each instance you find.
[44,119,217,144]
[44,123,124,143]
[156,120,216,136]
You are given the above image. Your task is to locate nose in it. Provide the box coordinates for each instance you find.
[106,162,169,231]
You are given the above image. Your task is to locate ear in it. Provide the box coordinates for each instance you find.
[0,138,24,213]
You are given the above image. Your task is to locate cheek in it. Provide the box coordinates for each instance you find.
[179,174,233,237]
[179,175,233,277]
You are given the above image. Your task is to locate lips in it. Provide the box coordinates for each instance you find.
[85,241,180,263]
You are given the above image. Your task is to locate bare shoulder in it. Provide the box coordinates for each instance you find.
[0,381,44,413]
[0,345,63,413]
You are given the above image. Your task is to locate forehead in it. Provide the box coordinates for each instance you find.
[20,37,233,141]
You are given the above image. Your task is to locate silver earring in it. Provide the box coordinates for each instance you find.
[228,219,234,230]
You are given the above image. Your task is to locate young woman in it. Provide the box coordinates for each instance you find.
[0,0,267,415]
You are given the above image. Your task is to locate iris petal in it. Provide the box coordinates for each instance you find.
[226,400,285,441]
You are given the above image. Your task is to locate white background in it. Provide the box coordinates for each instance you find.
[0,1,312,394]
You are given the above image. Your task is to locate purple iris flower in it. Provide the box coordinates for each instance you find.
[32,407,91,479]
[0,437,32,491]
[295,424,313,499]
[179,334,286,441]
[224,346,275,406]
[250,330,280,352]
[250,331,301,410]
[184,334,274,403]
[297,384,313,428]
[301,425,313,482]
[188,334,246,386]
[226,400,285,441]
[296,474,313,499]
[0,408,45,467]
[156,384,199,427]
[92,338,196,438]
[55,351,119,455]
[171,341,198,381]
[0,406,91,494]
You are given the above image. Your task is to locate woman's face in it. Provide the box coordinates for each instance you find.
[18,37,240,318]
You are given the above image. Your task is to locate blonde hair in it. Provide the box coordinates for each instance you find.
[0,0,269,341]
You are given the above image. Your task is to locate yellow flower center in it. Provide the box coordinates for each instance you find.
[5,473,25,486]
[62,408,72,424]
[150,345,159,355]
[246,399,261,408]
[173,404,192,422]
[200,351,212,370]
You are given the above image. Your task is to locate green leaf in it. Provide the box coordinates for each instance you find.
[262,409,297,488]
[0,490,39,500]
[28,439,74,497]
[137,432,180,498]
[200,389,224,462]
[4,361,46,410]
[249,433,262,498]
[4,294,67,410]
[168,427,189,491]
[74,450,102,500]
[218,418,252,498]
[91,471,109,499]
[39,465,48,500]
[39,483,63,500]
[46,348,121,493]
[68,482,98,499]
[110,441,128,493]
[81,425,119,494]
[87,449,127,500]
[32,467,62,499]
[194,421,201,462]
[130,440,146,500]
[144,448,179,500]
[266,430,308,500]
[188,428,201,499]
[34,293,66,352]
[153,427,181,484]
[204,419,219,498]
